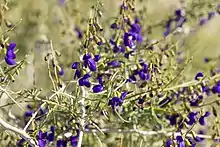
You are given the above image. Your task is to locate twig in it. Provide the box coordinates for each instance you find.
[85,128,220,140]
[0,85,25,111]
[0,117,38,147]
[77,87,87,147]
[23,86,65,131]
[93,132,103,147]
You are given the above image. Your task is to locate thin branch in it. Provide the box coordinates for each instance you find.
[0,85,25,111]
[85,128,220,140]
[23,86,65,131]
[77,87,87,147]
[0,117,38,147]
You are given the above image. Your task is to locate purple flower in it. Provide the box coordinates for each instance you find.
[73,69,81,79]
[175,9,184,17]
[190,95,203,106]
[139,70,146,80]
[138,70,150,81]
[167,114,179,126]
[107,61,121,67]
[202,85,210,96]
[124,52,130,59]
[164,29,171,37]
[47,126,55,142]
[5,43,17,65]
[110,23,118,29]
[7,42,16,50]
[136,34,143,42]
[37,130,47,147]
[130,23,141,34]
[165,139,173,147]
[176,136,185,147]
[113,45,120,53]
[212,85,220,94]
[87,58,97,71]
[140,63,148,72]
[186,111,198,125]
[174,9,187,27]
[123,32,136,49]
[135,17,140,23]
[128,20,143,43]
[96,74,103,85]
[128,74,137,82]
[24,110,34,117]
[208,11,215,20]
[57,139,67,147]
[70,136,78,146]
[195,72,203,80]
[176,17,187,27]
[4,42,17,65]
[74,27,83,39]
[39,106,48,117]
[94,55,101,62]
[59,67,64,76]
[5,57,16,65]
[108,97,123,110]
[109,38,116,45]
[83,53,92,60]
[120,91,128,100]
[24,105,35,118]
[78,74,91,88]
[199,18,207,25]
[24,104,47,121]
[92,84,103,93]
[199,111,210,125]
[6,49,16,59]
[108,92,128,110]
[164,19,173,37]
[83,54,97,71]
[72,62,79,69]
[204,57,210,63]
[97,41,102,46]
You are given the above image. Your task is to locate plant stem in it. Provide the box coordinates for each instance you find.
[0,117,38,147]
[77,87,87,147]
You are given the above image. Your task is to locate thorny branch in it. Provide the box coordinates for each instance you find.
[0,117,38,147]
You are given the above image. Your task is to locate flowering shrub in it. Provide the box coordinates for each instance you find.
[1,0,220,147]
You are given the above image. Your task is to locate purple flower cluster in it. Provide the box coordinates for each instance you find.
[128,60,150,83]
[166,110,211,139]
[71,53,102,91]
[199,9,219,26]
[18,126,79,147]
[108,91,128,110]
[164,9,187,37]
[24,104,48,122]
[166,132,206,147]
[5,42,17,65]
[65,2,220,146]
[83,53,97,72]
[110,17,143,59]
